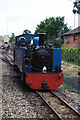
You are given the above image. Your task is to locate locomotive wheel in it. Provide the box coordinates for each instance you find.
[13,64,19,72]
[21,72,26,83]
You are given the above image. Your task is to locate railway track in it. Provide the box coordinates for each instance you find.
[36,91,80,120]
[2,52,13,66]
[1,52,80,119]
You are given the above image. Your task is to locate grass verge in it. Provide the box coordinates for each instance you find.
[62,82,79,93]
[63,69,78,76]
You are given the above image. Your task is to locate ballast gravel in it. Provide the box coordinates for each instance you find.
[54,86,80,112]
[1,59,55,119]
[0,52,80,119]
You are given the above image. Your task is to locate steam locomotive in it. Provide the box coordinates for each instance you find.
[13,33,63,90]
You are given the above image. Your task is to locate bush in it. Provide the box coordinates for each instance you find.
[62,46,80,66]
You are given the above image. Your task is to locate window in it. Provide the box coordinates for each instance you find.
[73,34,75,43]
[64,36,68,43]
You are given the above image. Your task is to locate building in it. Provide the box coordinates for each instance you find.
[64,26,80,47]
[3,35,10,43]
[0,35,10,45]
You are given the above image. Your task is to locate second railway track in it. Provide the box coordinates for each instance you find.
[2,52,13,66]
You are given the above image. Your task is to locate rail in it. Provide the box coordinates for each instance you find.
[36,90,80,119]
[2,53,13,66]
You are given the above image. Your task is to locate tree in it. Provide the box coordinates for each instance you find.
[35,16,69,47]
[10,33,15,43]
[73,0,80,14]
[23,29,31,34]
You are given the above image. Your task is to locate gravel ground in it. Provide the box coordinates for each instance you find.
[0,50,80,119]
[54,86,80,112]
[0,50,2,119]
[1,55,55,119]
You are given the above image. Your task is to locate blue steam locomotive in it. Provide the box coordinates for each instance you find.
[13,33,63,90]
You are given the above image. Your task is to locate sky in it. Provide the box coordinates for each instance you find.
[0,0,78,36]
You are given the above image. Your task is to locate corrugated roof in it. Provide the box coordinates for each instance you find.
[63,26,80,35]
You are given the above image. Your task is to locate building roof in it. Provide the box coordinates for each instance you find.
[63,26,80,35]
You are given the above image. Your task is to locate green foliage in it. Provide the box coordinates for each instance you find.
[62,46,80,66]
[73,1,80,14]
[10,33,15,43]
[35,16,69,47]
[23,29,31,34]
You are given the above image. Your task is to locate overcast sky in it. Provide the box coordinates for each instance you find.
[0,0,78,36]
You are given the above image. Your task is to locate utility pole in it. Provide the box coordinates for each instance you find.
[7,19,9,35]
[73,0,80,27]
[76,0,80,26]
[74,14,76,28]
[78,13,80,26]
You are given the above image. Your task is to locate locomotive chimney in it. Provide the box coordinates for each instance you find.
[38,33,46,46]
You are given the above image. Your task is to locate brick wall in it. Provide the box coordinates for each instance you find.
[64,33,80,47]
